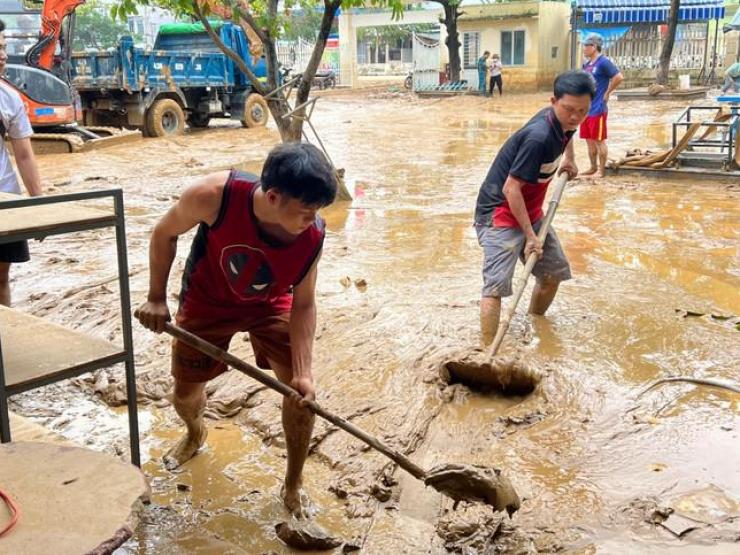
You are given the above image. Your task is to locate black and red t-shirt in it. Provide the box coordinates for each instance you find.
[475,107,574,228]
[178,170,325,318]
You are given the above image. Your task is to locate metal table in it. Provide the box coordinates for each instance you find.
[0,189,140,466]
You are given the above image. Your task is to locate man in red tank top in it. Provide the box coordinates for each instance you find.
[135,143,337,517]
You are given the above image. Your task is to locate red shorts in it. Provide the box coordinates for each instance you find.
[579,113,608,141]
[172,310,292,383]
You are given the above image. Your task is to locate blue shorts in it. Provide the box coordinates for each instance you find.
[476,222,571,298]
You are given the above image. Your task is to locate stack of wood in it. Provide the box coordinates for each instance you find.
[610,108,737,169]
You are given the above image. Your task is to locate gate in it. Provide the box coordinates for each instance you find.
[277,38,313,72]
[412,33,440,90]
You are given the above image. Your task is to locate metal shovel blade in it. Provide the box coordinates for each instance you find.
[425,463,521,516]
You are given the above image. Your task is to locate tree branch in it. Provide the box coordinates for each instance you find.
[296,0,341,105]
[193,3,267,95]
[234,8,268,44]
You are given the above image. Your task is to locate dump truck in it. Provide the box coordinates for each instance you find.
[0,0,141,153]
[71,22,271,137]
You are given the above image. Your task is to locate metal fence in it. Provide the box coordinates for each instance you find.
[600,23,725,70]
[276,38,313,73]
[276,38,341,84]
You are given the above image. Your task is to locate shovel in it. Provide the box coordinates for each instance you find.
[163,322,520,515]
[445,172,570,392]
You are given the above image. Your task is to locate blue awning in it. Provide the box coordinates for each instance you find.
[577,0,725,25]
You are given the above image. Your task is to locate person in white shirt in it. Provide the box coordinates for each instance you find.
[0,19,43,306]
[489,54,503,97]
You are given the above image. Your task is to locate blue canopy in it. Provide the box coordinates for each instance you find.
[577,0,725,25]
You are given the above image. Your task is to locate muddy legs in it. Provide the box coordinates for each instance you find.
[281,394,315,516]
[164,379,208,470]
[529,278,560,315]
[481,278,559,344]
[480,296,502,346]
[582,139,607,177]
[596,140,608,177]
[0,263,11,307]
[269,359,315,517]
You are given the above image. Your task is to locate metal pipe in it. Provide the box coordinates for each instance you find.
[113,190,141,468]
[0,339,10,443]
[570,2,578,70]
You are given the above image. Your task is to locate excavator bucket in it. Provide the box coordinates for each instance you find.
[77,127,144,152]
[30,127,143,155]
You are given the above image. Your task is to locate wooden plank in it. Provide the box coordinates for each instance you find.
[9,411,72,445]
[616,87,709,101]
[0,441,148,555]
[0,192,115,240]
[0,305,124,391]
[608,165,740,181]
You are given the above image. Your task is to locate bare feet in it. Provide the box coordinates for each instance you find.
[594,169,605,178]
[163,423,208,470]
[579,167,598,177]
[281,484,316,518]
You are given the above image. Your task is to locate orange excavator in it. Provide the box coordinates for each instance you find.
[1,0,140,152]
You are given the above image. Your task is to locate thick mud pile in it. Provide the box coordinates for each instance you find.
[8,89,739,553]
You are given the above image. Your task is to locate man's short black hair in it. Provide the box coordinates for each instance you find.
[553,70,596,100]
[260,142,337,207]
[0,19,6,33]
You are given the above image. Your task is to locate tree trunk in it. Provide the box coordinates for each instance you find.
[441,3,462,82]
[656,0,681,86]
[195,0,351,199]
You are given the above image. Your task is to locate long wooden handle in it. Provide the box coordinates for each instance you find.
[163,322,428,480]
[488,173,569,361]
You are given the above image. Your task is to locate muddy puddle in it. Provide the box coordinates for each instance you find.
[7,88,739,553]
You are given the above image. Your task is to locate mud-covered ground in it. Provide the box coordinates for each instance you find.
[7,87,739,554]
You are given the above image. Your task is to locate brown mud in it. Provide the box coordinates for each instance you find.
[442,351,543,395]
[7,88,739,553]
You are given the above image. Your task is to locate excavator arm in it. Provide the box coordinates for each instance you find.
[25,0,86,70]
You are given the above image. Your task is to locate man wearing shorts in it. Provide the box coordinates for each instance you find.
[0,19,43,306]
[580,34,623,178]
[475,71,595,345]
[135,142,336,516]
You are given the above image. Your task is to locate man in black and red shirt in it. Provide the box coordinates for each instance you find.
[475,71,595,345]
[135,142,336,517]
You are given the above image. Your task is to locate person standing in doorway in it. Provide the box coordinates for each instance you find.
[489,54,503,96]
[0,19,43,307]
[579,34,623,178]
[477,51,490,95]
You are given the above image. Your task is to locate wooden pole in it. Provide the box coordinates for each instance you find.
[164,322,427,480]
[487,173,569,362]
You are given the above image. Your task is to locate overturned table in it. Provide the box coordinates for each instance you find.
[0,190,140,466]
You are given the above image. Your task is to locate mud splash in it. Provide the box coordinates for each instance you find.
[7,88,739,553]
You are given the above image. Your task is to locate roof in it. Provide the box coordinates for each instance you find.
[576,0,725,24]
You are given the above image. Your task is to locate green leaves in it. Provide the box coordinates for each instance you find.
[110,0,406,25]
[75,1,136,50]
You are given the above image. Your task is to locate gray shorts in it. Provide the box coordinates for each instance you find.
[476,222,571,298]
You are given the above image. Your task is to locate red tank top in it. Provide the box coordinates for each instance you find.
[179,171,325,317]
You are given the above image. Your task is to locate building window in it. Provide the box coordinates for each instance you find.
[462,31,481,69]
[128,16,144,36]
[501,30,525,66]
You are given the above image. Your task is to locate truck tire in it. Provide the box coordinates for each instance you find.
[146,98,185,137]
[188,112,211,129]
[242,94,269,128]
